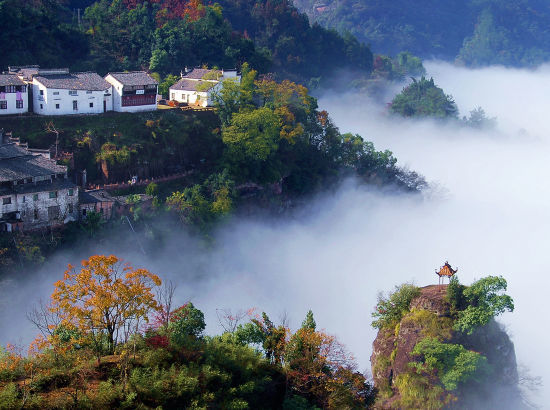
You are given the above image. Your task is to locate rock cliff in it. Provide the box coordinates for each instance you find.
[370,284,525,409]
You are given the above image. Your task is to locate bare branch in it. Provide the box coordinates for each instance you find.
[216,308,256,333]
[26,299,62,338]
[156,280,176,329]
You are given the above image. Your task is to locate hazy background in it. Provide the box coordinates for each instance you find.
[1,61,548,406]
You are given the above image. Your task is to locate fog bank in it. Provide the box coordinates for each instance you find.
[0,61,548,406]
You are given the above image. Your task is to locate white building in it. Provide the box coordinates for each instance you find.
[32,69,113,115]
[104,72,159,113]
[169,68,239,107]
[0,74,28,115]
[0,139,79,232]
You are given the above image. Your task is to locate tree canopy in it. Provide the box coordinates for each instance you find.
[390,77,458,119]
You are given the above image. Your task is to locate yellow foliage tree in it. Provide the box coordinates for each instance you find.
[50,255,161,357]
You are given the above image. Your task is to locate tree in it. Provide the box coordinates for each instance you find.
[390,77,458,118]
[411,337,488,391]
[168,303,206,348]
[223,107,281,161]
[301,310,316,330]
[285,311,373,407]
[51,255,162,357]
[372,283,420,329]
[453,276,514,335]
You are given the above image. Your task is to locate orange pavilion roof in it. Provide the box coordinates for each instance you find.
[436,261,457,277]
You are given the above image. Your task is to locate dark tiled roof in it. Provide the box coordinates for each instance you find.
[80,189,115,204]
[9,178,76,195]
[0,144,29,160]
[170,78,210,92]
[183,68,221,80]
[34,72,110,91]
[0,74,25,87]
[0,144,66,182]
[107,72,158,86]
[8,66,40,81]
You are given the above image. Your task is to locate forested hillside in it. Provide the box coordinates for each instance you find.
[0,0,372,88]
[293,0,550,67]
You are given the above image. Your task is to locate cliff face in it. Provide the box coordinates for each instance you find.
[370,285,524,409]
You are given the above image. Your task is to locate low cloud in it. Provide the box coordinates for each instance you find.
[0,60,548,406]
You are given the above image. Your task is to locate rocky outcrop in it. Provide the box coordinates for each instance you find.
[370,284,525,409]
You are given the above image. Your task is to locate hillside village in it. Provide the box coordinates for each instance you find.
[1,66,240,115]
[0,66,241,233]
[0,130,156,233]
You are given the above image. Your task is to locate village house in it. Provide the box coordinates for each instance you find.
[104,72,159,112]
[30,69,113,115]
[0,74,28,115]
[79,189,115,221]
[169,68,239,107]
[0,136,79,232]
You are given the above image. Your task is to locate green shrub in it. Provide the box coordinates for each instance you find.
[142,347,173,369]
[446,276,467,315]
[393,372,451,409]
[129,365,200,406]
[93,380,124,407]
[0,383,19,410]
[453,276,514,334]
[401,309,453,340]
[410,337,488,391]
[372,283,421,329]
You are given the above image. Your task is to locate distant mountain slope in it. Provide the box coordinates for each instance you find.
[1,0,373,87]
[293,0,550,66]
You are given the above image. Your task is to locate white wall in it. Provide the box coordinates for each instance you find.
[0,184,79,229]
[105,75,158,113]
[170,75,240,107]
[0,89,28,115]
[169,89,209,107]
[32,80,112,115]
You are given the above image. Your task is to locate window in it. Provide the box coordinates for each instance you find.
[16,100,23,109]
[6,85,16,93]
[40,104,43,109]
[171,93,175,100]
[2,197,11,205]
[49,191,57,199]
[55,104,60,109]
[73,100,78,111]
[39,90,44,95]
[33,194,38,201]
[53,91,59,95]
[22,196,26,203]
[86,91,92,94]
[68,189,74,196]
[89,102,93,108]
[82,209,87,216]
[100,208,104,214]
[0,101,6,110]
[68,203,73,214]
[69,90,77,96]
[34,209,38,220]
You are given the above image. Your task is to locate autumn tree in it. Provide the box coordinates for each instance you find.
[51,255,162,358]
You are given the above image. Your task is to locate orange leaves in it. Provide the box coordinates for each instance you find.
[50,255,162,355]
[124,0,206,27]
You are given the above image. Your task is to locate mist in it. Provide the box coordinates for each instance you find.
[1,61,548,406]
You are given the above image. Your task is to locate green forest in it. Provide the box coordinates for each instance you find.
[0,0,373,89]
[293,0,550,67]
